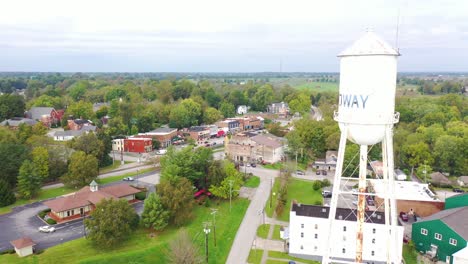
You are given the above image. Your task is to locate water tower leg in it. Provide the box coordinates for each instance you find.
[322,126,348,264]
[356,144,368,263]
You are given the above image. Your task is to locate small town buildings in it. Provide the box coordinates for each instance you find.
[369,180,444,217]
[453,247,468,264]
[216,119,240,134]
[43,181,140,223]
[136,127,178,148]
[412,206,468,263]
[313,151,338,171]
[112,138,125,152]
[369,161,407,181]
[0,117,37,129]
[430,172,452,186]
[124,137,152,153]
[187,126,210,142]
[26,107,63,127]
[445,194,468,210]
[289,203,404,263]
[237,105,248,115]
[228,116,264,131]
[53,126,96,141]
[225,132,284,163]
[457,176,468,187]
[267,102,290,118]
[67,119,93,131]
[10,237,36,257]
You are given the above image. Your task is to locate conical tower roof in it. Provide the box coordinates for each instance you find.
[338,30,399,57]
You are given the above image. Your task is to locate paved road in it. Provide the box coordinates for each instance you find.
[226,166,279,264]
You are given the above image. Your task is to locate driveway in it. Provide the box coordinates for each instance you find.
[0,195,144,252]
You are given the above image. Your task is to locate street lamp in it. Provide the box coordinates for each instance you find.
[203,222,211,263]
[210,209,218,247]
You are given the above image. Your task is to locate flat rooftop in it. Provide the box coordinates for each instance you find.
[370,180,440,202]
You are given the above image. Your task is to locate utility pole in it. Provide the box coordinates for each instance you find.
[229,179,234,212]
[203,222,211,263]
[269,178,273,208]
[295,151,298,174]
[210,208,218,247]
[423,163,427,183]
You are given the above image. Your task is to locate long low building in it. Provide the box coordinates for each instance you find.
[289,203,404,264]
[369,180,444,217]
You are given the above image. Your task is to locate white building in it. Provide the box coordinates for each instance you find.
[237,105,248,115]
[112,138,125,151]
[10,237,36,257]
[289,204,404,263]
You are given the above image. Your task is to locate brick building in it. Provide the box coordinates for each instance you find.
[136,127,178,148]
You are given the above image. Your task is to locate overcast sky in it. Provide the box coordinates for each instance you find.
[1,0,467,72]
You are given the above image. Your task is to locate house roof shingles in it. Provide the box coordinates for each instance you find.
[10,237,36,249]
[43,183,140,213]
[458,176,468,184]
[28,107,54,120]
[0,118,37,127]
[250,134,282,148]
[430,172,452,185]
[421,206,468,240]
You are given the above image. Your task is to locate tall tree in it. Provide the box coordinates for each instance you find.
[85,199,138,248]
[203,107,223,124]
[157,177,194,226]
[67,100,94,120]
[0,94,25,121]
[17,160,42,199]
[62,151,98,188]
[219,101,235,118]
[165,229,203,264]
[0,179,16,206]
[68,132,105,165]
[31,147,49,182]
[0,143,29,187]
[141,193,170,231]
[252,84,274,111]
[169,99,202,129]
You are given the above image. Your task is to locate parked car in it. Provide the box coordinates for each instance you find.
[322,190,332,198]
[239,162,244,167]
[316,170,321,175]
[123,177,134,181]
[453,188,465,193]
[246,163,251,167]
[351,188,359,195]
[400,212,409,222]
[296,170,305,175]
[322,170,327,176]
[251,163,257,167]
[366,196,375,206]
[38,226,56,233]
[212,142,216,146]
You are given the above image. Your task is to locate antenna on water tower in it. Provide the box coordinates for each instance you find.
[395,7,401,53]
[321,30,403,264]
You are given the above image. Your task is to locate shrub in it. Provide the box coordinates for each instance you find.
[204,198,211,207]
[130,213,140,230]
[46,218,57,225]
[38,211,47,219]
[321,179,331,187]
[313,200,322,206]
[312,180,322,191]
[0,249,15,255]
[35,249,45,255]
[135,192,147,200]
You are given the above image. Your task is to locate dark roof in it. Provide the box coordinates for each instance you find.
[150,127,177,134]
[54,130,85,137]
[10,237,36,249]
[28,107,55,120]
[0,118,37,127]
[189,126,208,132]
[430,172,451,185]
[291,204,387,225]
[73,119,91,125]
[420,206,468,240]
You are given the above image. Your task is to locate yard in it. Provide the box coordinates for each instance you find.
[265,178,322,222]
[0,198,250,264]
[403,243,418,264]
[244,176,261,188]
[247,250,319,264]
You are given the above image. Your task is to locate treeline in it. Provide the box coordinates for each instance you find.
[399,77,466,95]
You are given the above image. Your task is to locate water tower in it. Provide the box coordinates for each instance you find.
[322,30,401,264]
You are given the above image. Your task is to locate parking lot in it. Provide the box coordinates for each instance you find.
[0,196,144,252]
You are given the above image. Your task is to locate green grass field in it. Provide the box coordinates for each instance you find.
[0,168,157,215]
[268,251,319,264]
[403,244,418,264]
[295,81,339,92]
[0,198,250,264]
[272,225,282,240]
[256,224,270,239]
[247,249,263,264]
[263,163,283,170]
[266,178,322,221]
[244,176,261,188]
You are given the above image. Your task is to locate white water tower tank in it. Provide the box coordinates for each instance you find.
[335,30,400,146]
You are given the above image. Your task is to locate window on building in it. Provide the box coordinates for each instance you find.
[435,233,442,240]
[300,245,303,250]
[315,234,318,239]
[449,238,457,246]
[343,236,346,241]
[372,238,375,244]
[301,232,304,238]
[421,228,428,235]
[372,228,376,234]
[343,226,347,232]
[315,224,318,229]
[371,251,375,256]
[314,246,318,251]
[342,248,346,254]
[301,224,304,228]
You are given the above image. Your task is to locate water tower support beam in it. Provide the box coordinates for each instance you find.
[322,125,348,264]
[386,125,399,264]
[355,144,368,263]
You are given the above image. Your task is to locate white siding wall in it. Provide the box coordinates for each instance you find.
[289,209,404,262]
[15,246,33,257]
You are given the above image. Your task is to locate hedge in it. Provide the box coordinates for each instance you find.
[46,218,57,225]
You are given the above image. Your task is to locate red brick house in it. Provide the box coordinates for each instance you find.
[67,119,94,131]
[26,107,63,127]
[43,181,140,223]
[124,137,153,153]
[136,127,178,148]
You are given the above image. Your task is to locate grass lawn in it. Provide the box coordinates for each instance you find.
[257,224,270,239]
[99,161,133,174]
[265,178,322,222]
[272,225,282,240]
[403,244,418,264]
[263,163,283,170]
[268,251,319,264]
[0,198,250,264]
[295,81,338,92]
[0,168,156,215]
[245,176,261,188]
[247,249,263,264]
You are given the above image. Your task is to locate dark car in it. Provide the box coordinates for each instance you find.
[296,170,305,175]
[453,188,465,193]
[400,212,409,222]
[251,163,257,167]
[316,170,321,175]
[322,190,332,198]
[322,170,327,176]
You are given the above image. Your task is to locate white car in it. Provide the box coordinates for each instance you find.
[123,177,134,181]
[38,226,56,233]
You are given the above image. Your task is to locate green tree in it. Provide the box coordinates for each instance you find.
[157,177,194,226]
[95,106,108,119]
[165,229,203,264]
[85,199,138,248]
[0,94,25,121]
[67,100,94,120]
[68,132,105,165]
[0,179,16,206]
[17,160,42,199]
[31,147,49,182]
[209,167,244,199]
[219,101,235,118]
[203,107,223,124]
[169,99,202,129]
[252,84,274,111]
[62,151,98,188]
[0,143,29,187]
[434,135,465,175]
[288,93,311,115]
[141,193,170,231]
[68,80,89,101]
